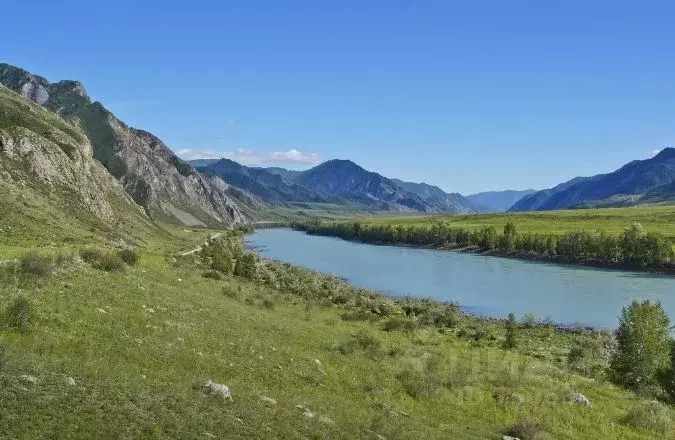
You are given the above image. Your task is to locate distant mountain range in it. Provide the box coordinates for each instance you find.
[192,159,480,213]
[466,190,537,212]
[510,148,675,211]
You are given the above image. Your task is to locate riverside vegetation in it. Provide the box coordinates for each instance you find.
[296,217,675,271]
[2,226,675,438]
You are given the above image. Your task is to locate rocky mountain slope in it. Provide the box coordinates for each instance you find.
[466,189,537,212]
[195,159,326,204]
[391,179,479,213]
[191,158,479,213]
[510,149,675,211]
[0,63,251,227]
[0,84,155,244]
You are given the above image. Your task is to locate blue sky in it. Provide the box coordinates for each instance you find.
[3,1,675,194]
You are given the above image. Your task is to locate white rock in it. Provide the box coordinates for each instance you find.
[303,410,316,419]
[18,375,39,385]
[202,380,232,400]
[502,436,520,440]
[259,396,277,405]
[65,376,76,386]
[567,391,592,407]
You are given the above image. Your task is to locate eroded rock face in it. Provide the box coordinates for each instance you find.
[0,63,250,227]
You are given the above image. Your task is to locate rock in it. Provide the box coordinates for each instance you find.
[314,359,322,366]
[18,375,39,385]
[303,410,316,419]
[65,376,76,386]
[259,396,277,405]
[502,436,520,440]
[566,391,591,407]
[202,380,232,400]
[318,415,335,425]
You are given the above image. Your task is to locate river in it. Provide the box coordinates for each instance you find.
[245,228,675,329]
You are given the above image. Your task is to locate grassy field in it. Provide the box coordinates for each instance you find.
[365,205,675,240]
[0,227,673,439]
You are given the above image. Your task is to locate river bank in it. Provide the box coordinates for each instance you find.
[294,221,675,275]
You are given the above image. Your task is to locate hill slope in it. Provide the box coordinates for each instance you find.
[391,179,479,213]
[195,159,326,204]
[466,189,537,212]
[293,160,430,212]
[0,84,154,246]
[510,149,675,211]
[0,63,249,227]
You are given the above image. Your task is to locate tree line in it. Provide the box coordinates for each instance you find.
[294,220,674,269]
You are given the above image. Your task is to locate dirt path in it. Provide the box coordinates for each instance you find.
[179,233,222,256]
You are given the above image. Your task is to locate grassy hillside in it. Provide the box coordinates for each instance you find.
[0,227,673,439]
[364,205,675,241]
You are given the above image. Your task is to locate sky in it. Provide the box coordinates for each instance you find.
[2,0,675,194]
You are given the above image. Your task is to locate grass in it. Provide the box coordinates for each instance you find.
[0,230,671,439]
[364,205,675,241]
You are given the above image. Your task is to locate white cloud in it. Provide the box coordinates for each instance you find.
[652,148,664,155]
[177,148,321,166]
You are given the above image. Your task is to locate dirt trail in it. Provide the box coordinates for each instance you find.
[179,233,222,256]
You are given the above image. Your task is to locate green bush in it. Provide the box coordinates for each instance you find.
[623,401,672,435]
[20,253,53,279]
[203,270,224,280]
[222,285,241,300]
[504,421,549,440]
[5,295,33,334]
[94,254,125,272]
[81,248,125,272]
[80,248,106,264]
[118,248,139,266]
[503,312,518,349]
[340,310,378,322]
[55,251,78,268]
[610,300,671,394]
[383,317,418,332]
[396,355,443,399]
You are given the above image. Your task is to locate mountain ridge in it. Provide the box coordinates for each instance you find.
[0,63,251,227]
[510,149,675,211]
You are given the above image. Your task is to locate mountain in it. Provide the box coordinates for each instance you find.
[292,160,429,212]
[0,83,154,243]
[259,166,304,181]
[392,179,479,213]
[0,63,249,227]
[510,149,675,211]
[194,159,326,204]
[466,189,537,212]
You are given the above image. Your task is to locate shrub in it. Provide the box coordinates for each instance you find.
[5,295,33,334]
[504,421,549,440]
[503,312,518,349]
[80,248,106,264]
[262,298,275,310]
[396,354,443,398]
[20,253,53,279]
[222,285,240,300]
[340,310,378,322]
[118,248,139,266]
[355,329,381,351]
[383,317,418,332]
[338,330,381,355]
[55,251,78,268]
[623,401,672,435]
[203,270,224,280]
[521,313,537,328]
[94,254,125,272]
[610,300,671,394]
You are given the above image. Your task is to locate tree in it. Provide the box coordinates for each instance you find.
[610,300,671,394]
[503,313,518,349]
